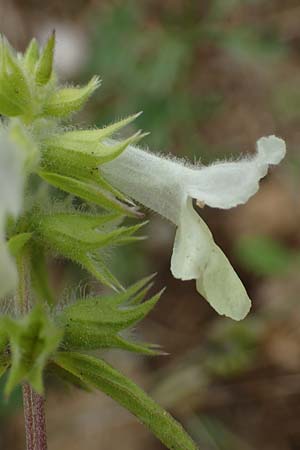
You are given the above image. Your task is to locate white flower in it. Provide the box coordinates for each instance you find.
[101,135,286,320]
[0,130,24,298]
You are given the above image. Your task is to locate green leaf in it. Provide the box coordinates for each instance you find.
[3,306,62,395]
[43,76,101,117]
[56,277,162,353]
[47,361,92,391]
[53,352,198,450]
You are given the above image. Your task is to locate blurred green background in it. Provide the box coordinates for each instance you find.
[1,1,300,449]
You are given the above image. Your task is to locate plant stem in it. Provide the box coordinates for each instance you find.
[32,391,48,450]
[17,254,48,450]
[22,384,35,450]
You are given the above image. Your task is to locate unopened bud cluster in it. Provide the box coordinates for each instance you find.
[0,32,100,120]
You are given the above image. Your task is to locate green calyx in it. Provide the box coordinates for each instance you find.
[55,275,163,354]
[31,211,147,291]
[37,113,145,214]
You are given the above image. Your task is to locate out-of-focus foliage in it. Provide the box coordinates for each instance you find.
[235,235,298,276]
[86,1,223,153]
[85,0,285,157]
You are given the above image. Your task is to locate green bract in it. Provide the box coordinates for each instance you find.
[0,35,199,450]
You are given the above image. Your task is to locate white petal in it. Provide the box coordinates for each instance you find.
[171,199,251,320]
[0,130,25,297]
[0,131,24,216]
[171,199,212,280]
[256,135,286,165]
[196,246,251,321]
[186,135,286,209]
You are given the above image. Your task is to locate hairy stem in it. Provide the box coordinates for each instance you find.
[22,384,35,450]
[17,254,48,450]
[32,391,48,450]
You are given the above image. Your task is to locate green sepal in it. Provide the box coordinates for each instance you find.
[3,306,62,396]
[52,352,198,450]
[33,212,121,290]
[35,31,55,85]
[59,290,160,332]
[23,38,39,72]
[78,253,123,291]
[33,212,145,291]
[35,212,121,246]
[38,171,135,216]
[43,76,101,117]
[36,212,146,250]
[42,131,144,175]
[91,172,136,208]
[101,335,161,355]
[61,112,142,142]
[0,37,32,116]
[7,233,32,257]
[56,276,162,353]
